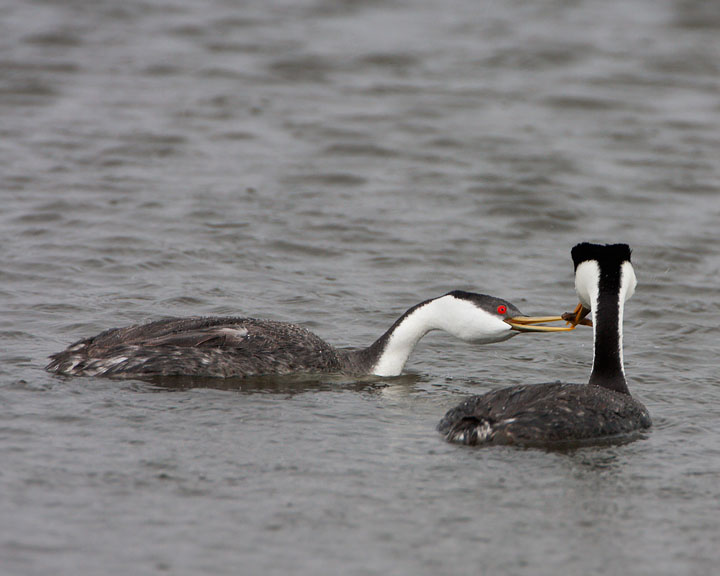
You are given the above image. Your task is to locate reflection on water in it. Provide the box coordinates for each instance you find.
[145,372,421,395]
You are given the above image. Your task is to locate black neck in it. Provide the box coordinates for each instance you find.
[589,265,629,395]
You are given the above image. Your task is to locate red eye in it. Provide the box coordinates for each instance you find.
[497,305,507,315]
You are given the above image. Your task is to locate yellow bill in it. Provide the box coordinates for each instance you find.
[505,315,578,332]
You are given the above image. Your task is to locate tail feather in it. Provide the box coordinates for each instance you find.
[444,417,494,445]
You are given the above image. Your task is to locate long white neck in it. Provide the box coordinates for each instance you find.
[369,295,512,377]
[576,260,636,394]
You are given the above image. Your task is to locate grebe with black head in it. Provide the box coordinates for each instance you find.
[438,243,651,447]
[47,291,572,379]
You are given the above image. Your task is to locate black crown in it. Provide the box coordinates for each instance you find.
[571,242,632,270]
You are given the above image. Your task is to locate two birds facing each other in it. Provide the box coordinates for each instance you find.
[47,242,650,448]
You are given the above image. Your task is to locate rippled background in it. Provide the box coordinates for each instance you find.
[2,0,719,574]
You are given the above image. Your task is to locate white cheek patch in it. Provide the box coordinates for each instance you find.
[575,261,600,310]
[435,299,509,342]
[371,294,513,376]
[620,261,636,303]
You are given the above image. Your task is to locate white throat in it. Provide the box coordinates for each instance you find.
[371,295,513,377]
[616,261,637,372]
[575,260,636,378]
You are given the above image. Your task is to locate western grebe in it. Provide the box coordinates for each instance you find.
[46,291,573,379]
[438,244,651,447]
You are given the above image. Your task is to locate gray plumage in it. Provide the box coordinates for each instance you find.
[438,243,650,448]
[46,290,526,379]
[46,317,365,378]
[437,381,651,447]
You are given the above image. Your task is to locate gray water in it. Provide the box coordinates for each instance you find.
[2,0,720,574]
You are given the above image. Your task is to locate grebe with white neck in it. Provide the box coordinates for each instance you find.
[46,291,573,379]
[438,243,651,447]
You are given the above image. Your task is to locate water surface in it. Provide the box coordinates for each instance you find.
[1,0,719,574]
